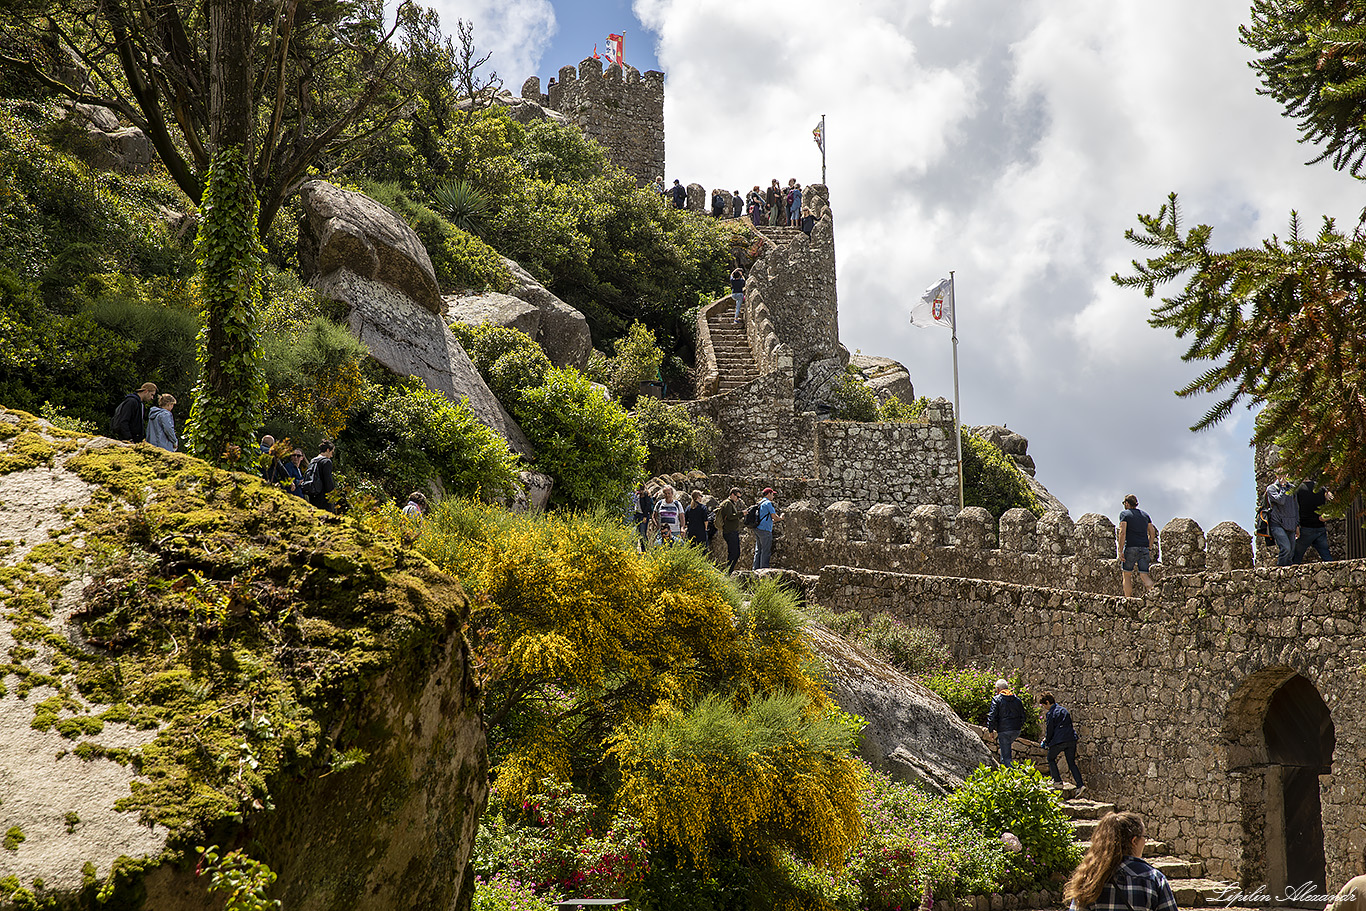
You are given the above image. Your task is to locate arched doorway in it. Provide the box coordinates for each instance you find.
[1224,668,1335,902]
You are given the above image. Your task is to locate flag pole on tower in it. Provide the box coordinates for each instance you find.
[910,272,964,509]
[812,115,826,184]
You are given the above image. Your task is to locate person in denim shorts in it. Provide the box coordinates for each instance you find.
[1117,494,1157,598]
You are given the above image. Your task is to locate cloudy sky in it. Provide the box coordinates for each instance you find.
[427,0,1356,533]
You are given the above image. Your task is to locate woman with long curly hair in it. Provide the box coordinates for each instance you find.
[1064,812,1177,911]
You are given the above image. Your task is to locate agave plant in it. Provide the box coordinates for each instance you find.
[431,178,493,236]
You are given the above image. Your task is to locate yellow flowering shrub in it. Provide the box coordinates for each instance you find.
[611,693,867,871]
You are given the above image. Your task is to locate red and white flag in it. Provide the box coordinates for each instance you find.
[911,278,954,329]
[606,33,624,66]
[592,44,600,60]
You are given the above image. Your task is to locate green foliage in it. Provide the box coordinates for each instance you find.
[826,367,879,422]
[2,826,23,851]
[343,379,520,502]
[634,396,720,476]
[783,765,1010,908]
[860,615,952,677]
[590,321,666,404]
[1114,193,1366,509]
[471,874,563,911]
[432,178,493,235]
[878,394,925,422]
[1242,0,1366,175]
[920,669,1041,740]
[453,323,552,400]
[512,367,647,509]
[962,429,1043,517]
[476,780,647,897]
[184,145,267,469]
[612,692,866,870]
[261,315,371,443]
[947,764,1082,891]
[198,846,281,911]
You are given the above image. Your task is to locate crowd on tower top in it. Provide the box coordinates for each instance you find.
[652,177,815,235]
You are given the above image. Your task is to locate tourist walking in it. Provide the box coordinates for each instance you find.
[651,485,685,544]
[1039,693,1085,797]
[731,191,743,219]
[799,206,815,235]
[684,490,712,547]
[670,179,686,209]
[1063,812,1177,911]
[710,189,725,218]
[1117,494,1158,597]
[765,179,781,226]
[730,268,745,322]
[402,491,429,521]
[111,382,157,443]
[716,487,746,573]
[986,679,1025,766]
[305,440,337,511]
[284,448,306,496]
[145,394,178,452]
[1264,468,1300,567]
[787,180,802,225]
[1293,479,1334,564]
[752,487,783,569]
[632,484,654,551]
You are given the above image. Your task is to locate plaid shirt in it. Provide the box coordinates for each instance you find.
[1074,857,1178,911]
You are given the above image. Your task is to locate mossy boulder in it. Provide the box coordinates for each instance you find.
[0,409,487,910]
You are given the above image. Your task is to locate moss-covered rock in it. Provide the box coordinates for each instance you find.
[0,409,486,910]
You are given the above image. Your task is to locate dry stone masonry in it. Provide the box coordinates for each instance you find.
[522,58,665,183]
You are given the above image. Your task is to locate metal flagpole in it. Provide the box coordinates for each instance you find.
[821,114,827,184]
[950,271,964,510]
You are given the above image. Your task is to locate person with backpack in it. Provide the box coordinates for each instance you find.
[111,382,157,443]
[145,393,178,452]
[716,487,747,574]
[1039,692,1085,797]
[752,487,783,570]
[1264,467,1300,567]
[402,491,429,521]
[986,678,1026,766]
[650,485,685,544]
[304,440,337,511]
[684,490,712,547]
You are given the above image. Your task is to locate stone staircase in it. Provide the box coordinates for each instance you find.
[706,309,760,393]
[968,733,1228,908]
[754,225,806,247]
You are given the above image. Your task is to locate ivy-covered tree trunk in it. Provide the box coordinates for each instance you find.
[186,0,266,465]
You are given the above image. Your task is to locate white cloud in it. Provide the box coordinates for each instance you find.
[424,0,558,82]
[622,0,1354,533]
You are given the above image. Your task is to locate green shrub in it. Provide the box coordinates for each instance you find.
[590,321,664,405]
[261,315,372,444]
[453,323,551,401]
[633,396,719,475]
[947,764,1082,891]
[826,367,879,422]
[512,367,646,510]
[860,614,951,677]
[470,874,562,911]
[920,668,1041,740]
[962,430,1042,517]
[878,394,925,422]
[431,178,493,236]
[343,379,520,501]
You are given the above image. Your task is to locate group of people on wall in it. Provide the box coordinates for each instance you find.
[653,176,816,235]
[630,484,783,572]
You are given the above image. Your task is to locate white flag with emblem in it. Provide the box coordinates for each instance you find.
[911,277,954,329]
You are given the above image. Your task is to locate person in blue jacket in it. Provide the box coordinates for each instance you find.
[1039,692,1085,797]
[986,679,1026,766]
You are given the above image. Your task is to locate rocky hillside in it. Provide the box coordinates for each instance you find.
[0,409,485,910]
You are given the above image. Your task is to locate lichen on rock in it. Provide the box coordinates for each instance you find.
[0,409,487,910]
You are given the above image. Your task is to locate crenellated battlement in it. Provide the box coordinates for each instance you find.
[773,501,1257,597]
[521,58,664,182]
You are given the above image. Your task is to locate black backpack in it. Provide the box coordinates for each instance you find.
[743,504,761,528]
[302,457,326,496]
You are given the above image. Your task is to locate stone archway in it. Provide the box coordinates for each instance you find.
[1224,667,1335,902]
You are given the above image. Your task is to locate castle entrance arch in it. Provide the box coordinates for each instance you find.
[1223,668,1335,903]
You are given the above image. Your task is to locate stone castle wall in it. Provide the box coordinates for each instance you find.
[766,501,1250,595]
[809,559,1366,892]
[522,59,665,182]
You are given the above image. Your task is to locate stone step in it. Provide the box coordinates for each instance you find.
[1069,818,1099,840]
[1148,856,1204,879]
[1061,798,1116,820]
[1167,878,1231,907]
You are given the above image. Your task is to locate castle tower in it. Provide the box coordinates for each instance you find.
[521,58,665,183]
